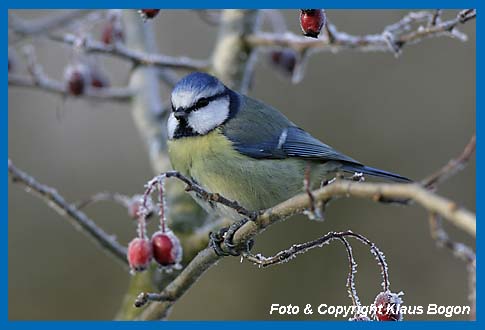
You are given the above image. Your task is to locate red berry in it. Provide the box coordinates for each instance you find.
[64,64,90,96]
[300,9,326,38]
[269,49,297,75]
[139,9,160,20]
[101,22,123,45]
[101,11,124,45]
[127,238,152,273]
[373,291,404,321]
[151,230,182,267]
[90,67,110,89]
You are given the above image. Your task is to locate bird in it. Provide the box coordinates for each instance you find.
[167,72,411,224]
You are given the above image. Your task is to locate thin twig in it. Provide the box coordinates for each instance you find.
[9,10,94,37]
[49,33,210,71]
[244,230,389,292]
[338,237,360,307]
[74,192,131,210]
[163,171,258,220]
[8,159,128,266]
[428,213,475,319]
[8,73,134,102]
[422,134,476,188]
[10,44,133,101]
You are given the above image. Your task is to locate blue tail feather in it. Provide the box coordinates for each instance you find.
[342,164,412,183]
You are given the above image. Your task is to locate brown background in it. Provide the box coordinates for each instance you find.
[8,10,475,320]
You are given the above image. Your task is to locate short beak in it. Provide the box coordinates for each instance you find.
[173,110,187,120]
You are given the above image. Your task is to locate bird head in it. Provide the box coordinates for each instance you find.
[168,72,238,139]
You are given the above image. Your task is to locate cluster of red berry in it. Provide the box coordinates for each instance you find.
[63,61,110,96]
[63,9,161,96]
[127,176,182,274]
[270,9,326,76]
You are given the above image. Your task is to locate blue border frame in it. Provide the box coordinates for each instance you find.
[4,0,480,328]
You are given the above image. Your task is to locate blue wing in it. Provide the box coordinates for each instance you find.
[223,95,360,164]
[223,95,411,183]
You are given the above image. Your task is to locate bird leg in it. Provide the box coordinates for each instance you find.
[209,218,254,256]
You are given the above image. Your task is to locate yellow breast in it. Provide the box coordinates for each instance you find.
[167,128,240,177]
[167,129,312,212]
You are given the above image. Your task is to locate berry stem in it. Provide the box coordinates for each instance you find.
[157,176,167,233]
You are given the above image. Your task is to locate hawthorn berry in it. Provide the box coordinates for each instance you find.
[300,9,326,38]
[64,64,90,96]
[269,49,297,75]
[151,230,182,267]
[373,291,404,321]
[90,67,110,89]
[127,237,152,273]
[139,9,160,20]
[101,11,124,45]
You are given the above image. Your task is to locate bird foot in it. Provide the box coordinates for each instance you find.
[209,218,254,256]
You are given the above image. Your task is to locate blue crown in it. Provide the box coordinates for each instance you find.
[173,72,223,95]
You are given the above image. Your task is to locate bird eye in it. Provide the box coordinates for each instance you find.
[196,98,209,108]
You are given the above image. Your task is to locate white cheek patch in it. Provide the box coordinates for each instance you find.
[188,97,230,135]
[167,113,178,140]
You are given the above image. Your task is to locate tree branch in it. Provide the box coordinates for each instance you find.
[8,73,134,102]
[137,173,475,319]
[8,159,128,266]
[49,33,210,71]
[9,10,94,37]
[210,10,262,92]
[422,134,476,188]
[428,213,476,319]
[246,9,475,56]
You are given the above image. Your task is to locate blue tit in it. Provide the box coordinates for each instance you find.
[167,72,411,220]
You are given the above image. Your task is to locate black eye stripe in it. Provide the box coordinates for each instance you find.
[185,91,228,113]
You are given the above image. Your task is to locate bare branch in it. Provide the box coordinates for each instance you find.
[8,159,128,266]
[49,33,210,71]
[74,192,131,210]
[136,170,475,319]
[9,10,94,37]
[211,10,262,92]
[8,73,134,102]
[422,134,476,188]
[246,10,475,55]
[428,213,475,319]
[162,171,257,220]
[9,44,133,102]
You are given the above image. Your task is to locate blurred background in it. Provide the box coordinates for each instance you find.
[8,10,475,320]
